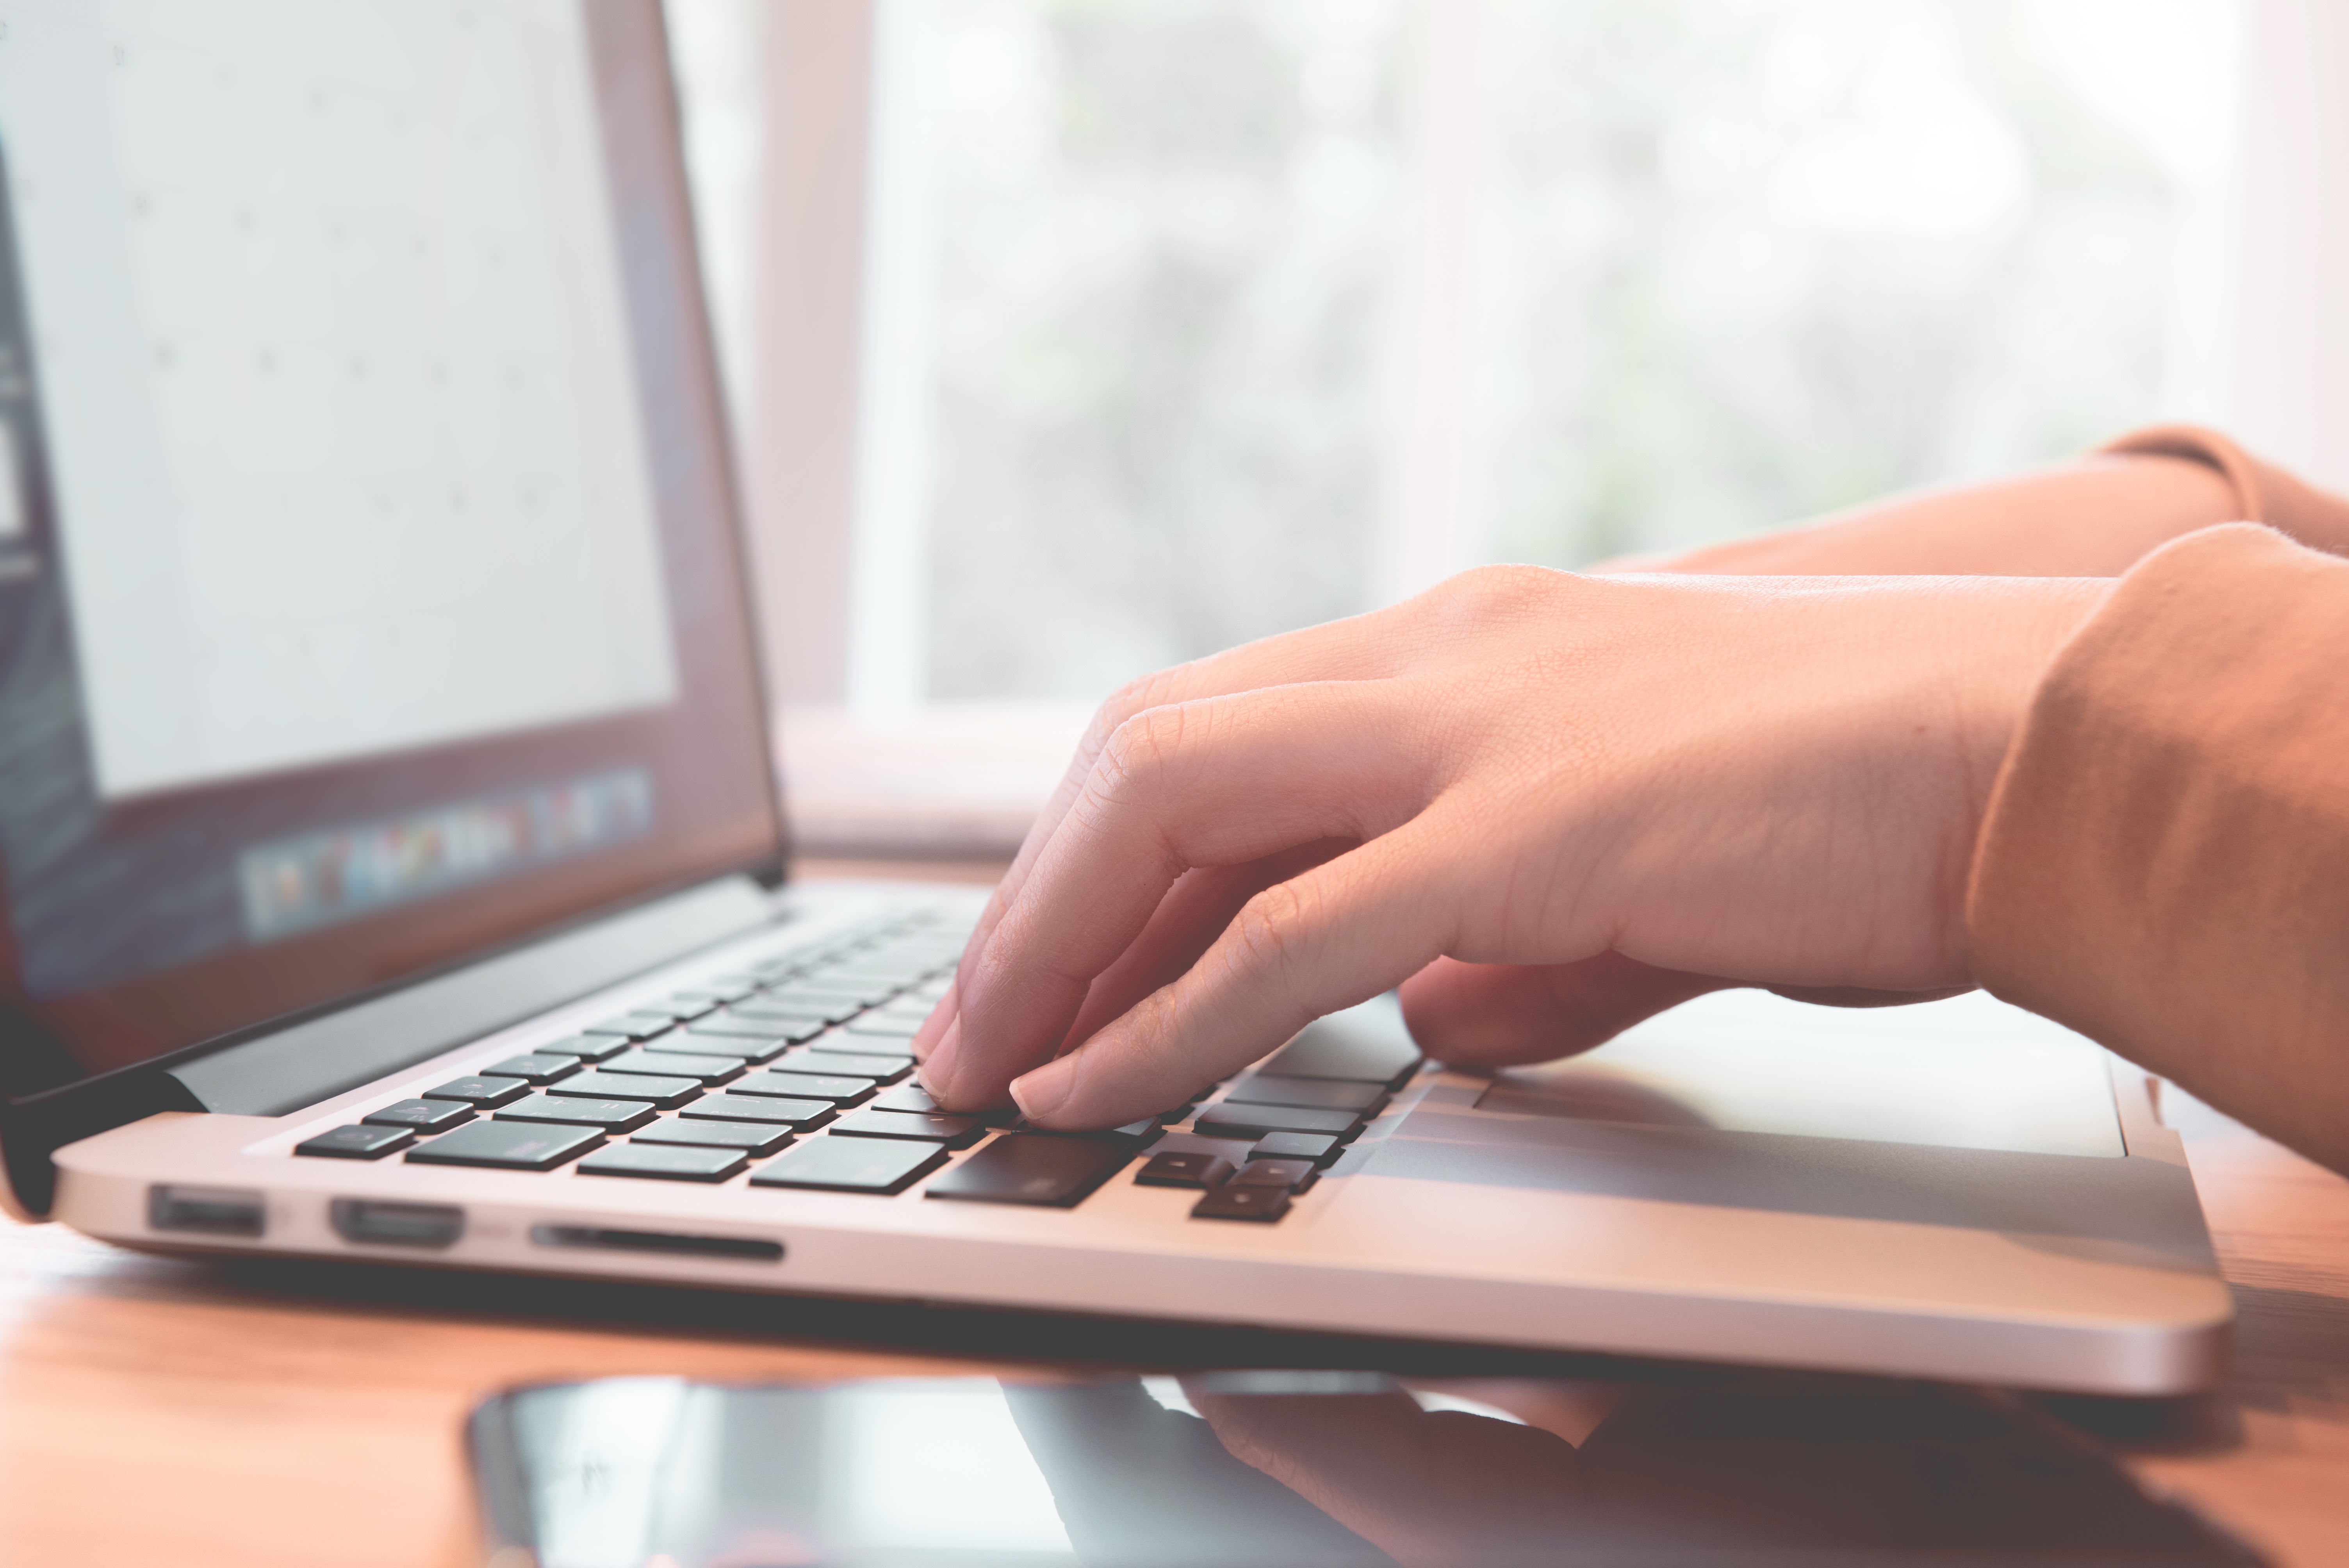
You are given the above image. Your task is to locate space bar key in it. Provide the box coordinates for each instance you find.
[1193,1103,1362,1140]
[923,1134,1128,1208]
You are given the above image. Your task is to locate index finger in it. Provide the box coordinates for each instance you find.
[924,680,1435,1110]
[911,599,1441,1068]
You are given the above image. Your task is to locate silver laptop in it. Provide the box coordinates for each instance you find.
[0,0,2228,1397]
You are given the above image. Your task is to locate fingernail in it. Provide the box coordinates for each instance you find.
[915,1014,961,1100]
[1010,1053,1076,1122]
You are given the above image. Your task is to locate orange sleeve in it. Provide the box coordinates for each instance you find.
[1968,521,2349,1173]
[2101,424,2349,557]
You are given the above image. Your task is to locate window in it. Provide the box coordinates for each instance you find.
[669,0,2265,854]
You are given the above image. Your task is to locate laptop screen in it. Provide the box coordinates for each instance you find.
[0,0,782,1098]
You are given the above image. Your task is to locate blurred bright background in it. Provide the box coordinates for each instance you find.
[660,0,2349,857]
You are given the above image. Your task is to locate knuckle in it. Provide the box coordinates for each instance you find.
[1417,563,1570,634]
[1095,666,1185,738]
[1094,706,1187,804]
[1445,562,1567,618]
[1080,678,1154,760]
[1069,707,1206,863]
[1229,880,1314,982]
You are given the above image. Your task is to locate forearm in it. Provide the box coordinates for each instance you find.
[1639,426,2349,579]
[1970,523,2349,1175]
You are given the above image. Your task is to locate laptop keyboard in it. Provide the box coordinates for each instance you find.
[291,905,1423,1224]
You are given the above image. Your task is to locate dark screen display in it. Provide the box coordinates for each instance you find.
[0,0,780,1097]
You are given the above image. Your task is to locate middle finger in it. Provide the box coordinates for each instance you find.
[924,680,1437,1108]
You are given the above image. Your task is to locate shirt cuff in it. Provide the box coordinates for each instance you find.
[1967,520,2349,1170]
[2099,424,2349,555]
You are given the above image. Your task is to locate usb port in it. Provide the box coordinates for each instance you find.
[330,1198,465,1249]
[148,1184,266,1238]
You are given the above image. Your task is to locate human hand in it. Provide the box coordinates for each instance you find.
[1608,453,2241,578]
[912,566,2107,1125]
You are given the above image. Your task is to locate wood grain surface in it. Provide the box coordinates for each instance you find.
[0,866,2342,1566]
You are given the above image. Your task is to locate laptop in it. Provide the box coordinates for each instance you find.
[0,0,2229,1397]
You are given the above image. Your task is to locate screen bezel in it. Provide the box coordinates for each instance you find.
[0,0,791,1213]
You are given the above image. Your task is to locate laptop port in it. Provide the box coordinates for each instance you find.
[331,1198,465,1249]
[529,1224,782,1263]
[148,1184,266,1237]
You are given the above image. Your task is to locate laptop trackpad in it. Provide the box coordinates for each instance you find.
[1353,992,2186,1240]
[1461,987,2122,1159]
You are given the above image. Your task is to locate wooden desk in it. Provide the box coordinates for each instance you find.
[1,865,2343,1565]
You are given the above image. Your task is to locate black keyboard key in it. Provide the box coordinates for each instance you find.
[1230,1157,1319,1193]
[295,1124,416,1160]
[1252,1130,1344,1167]
[781,1049,909,1083]
[1192,1183,1291,1222]
[1256,1015,1423,1087]
[1226,1076,1389,1115]
[633,1120,797,1156]
[764,1054,895,1085]
[1134,1149,1234,1189]
[808,1035,916,1062]
[1151,1130,1240,1155]
[732,1071,874,1107]
[363,1098,476,1132]
[406,1120,605,1171]
[1194,1103,1362,1140]
[868,955,938,972]
[872,1084,1018,1124]
[749,1137,948,1194]
[496,1094,660,1132]
[843,1014,924,1040]
[872,1083,950,1114]
[1008,1117,1162,1149]
[871,993,941,1017]
[780,966,888,989]
[776,979,894,1009]
[813,978,909,1001]
[741,993,860,1025]
[674,976,758,1004]
[582,1012,678,1041]
[598,1049,745,1087]
[674,1029,798,1062]
[925,1133,1129,1207]
[578,1143,749,1183]
[829,1108,985,1149]
[483,1053,585,1085]
[655,994,721,1021]
[680,1094,837,1129]
[824,961,922,983]
[535,1033,630,1062]
[693,1014,828,1044]
[549,1071,702,1109]
[421,1075,533,1108]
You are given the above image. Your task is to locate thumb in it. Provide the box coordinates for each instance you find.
[1398,952,1734,1067]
